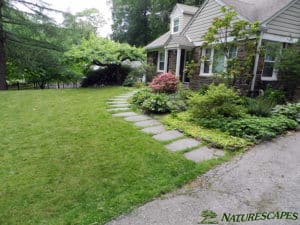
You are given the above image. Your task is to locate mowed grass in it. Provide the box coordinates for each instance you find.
[0,87,202,225]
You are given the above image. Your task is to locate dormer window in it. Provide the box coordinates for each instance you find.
[173,18,179,33]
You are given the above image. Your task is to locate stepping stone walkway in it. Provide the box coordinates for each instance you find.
[153,130,184,142]
[166,138,200,152]
[142,125,166,134]
[135,120,161,128]
[124,115,151,122]
[108,91,226,163]
[184,146,225,162]
[107,107,130,112]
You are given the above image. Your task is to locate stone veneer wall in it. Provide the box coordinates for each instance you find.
[188,47,223,90]
[168,50,177,74]
[147,51,158,66]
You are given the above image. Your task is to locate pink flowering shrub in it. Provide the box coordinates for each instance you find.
[149,73,178,94]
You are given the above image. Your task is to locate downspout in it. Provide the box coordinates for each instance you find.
[250,31,263,93]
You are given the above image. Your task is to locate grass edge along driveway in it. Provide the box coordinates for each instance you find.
[0,87,230,225]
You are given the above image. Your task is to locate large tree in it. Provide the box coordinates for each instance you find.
[0,0,105,90]
[111,0,204,47]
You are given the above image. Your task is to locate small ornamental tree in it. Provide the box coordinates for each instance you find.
[149,73,178,94]
[202,6,260,87]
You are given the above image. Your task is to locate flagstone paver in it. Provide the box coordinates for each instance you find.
[141,125,166,135]
[107,108,130,112]
[124,115,152,122]
[165,138,200,152]
[184,148,214,162]
[109,104,130,107]
[108,101,129,104]
[153,130,184,142]
[112,112,138,117]
[134,120,161,128]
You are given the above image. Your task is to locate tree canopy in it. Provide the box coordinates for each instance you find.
[0,0,144,90]
[65,34,145,75]
[111,0,204,46]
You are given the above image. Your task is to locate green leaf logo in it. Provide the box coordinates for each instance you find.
[199,210,218,224]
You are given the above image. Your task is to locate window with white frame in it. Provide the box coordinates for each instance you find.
[157,51,165,72]
[200,47,237,76]
[201,48,212,74]
[173,18,179,33]
[261,41,281,80]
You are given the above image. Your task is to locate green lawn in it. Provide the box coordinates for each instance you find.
[0,87,208,225]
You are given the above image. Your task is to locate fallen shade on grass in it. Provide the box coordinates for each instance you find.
[0,87,227,225]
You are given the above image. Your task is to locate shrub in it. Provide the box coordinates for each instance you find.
[263,85,286,104]
[245,97,276,117]
[198,84,209,95]
[145,63,157,82]
[149,73,178,94]
[123,66,144,87]
[189,84,246,119]
[272,103,300,123]
[167,93,188,113]
[81,65,131,87]
[130,88,152,106]
[131,89,188,113]
[141,93,170,113]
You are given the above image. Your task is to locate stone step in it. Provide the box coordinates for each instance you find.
[184,146,225,163]
[109,103,130,108]
[124,115,152,122]
[134,120,161,128]
[107,108,130,112]
[165,138,200,152]
[112,112,138,117]
[108,101,128,105]
[153,130,184,142]
[141,125,166,135]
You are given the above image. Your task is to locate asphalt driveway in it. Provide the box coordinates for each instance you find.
[107,132,300,225]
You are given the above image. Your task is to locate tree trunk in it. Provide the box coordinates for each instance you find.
[0,0,7,90]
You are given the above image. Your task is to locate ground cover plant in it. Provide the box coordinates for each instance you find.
[163,84,298,146]
[0,87,204,225]
[164,112,251,151]
[188,84,298,142]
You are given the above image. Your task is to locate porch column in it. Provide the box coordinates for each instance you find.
[175,48,181,77]
[164,48,168,72]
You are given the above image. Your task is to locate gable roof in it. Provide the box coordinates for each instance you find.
[218,0,294,22]
[145,32,194,50]
[145,32,170,50]
[145,0,298,50]
[175,3,199,15]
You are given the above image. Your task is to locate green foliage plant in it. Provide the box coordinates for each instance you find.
[189,83,246,119]
[223,115,297,141]
[123,66,145,87]
[163,113,251,151]
[275,41,300,99]
[263,85,286,104]
[272,103,300,123]
[245,97,276,117]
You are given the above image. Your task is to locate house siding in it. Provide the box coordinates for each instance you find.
[184,0,223,42]
[265,0,300,38]
[170,6,194,34]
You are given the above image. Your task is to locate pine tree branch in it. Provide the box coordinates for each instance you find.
[6,31,63,52]
[11,0,65,14]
